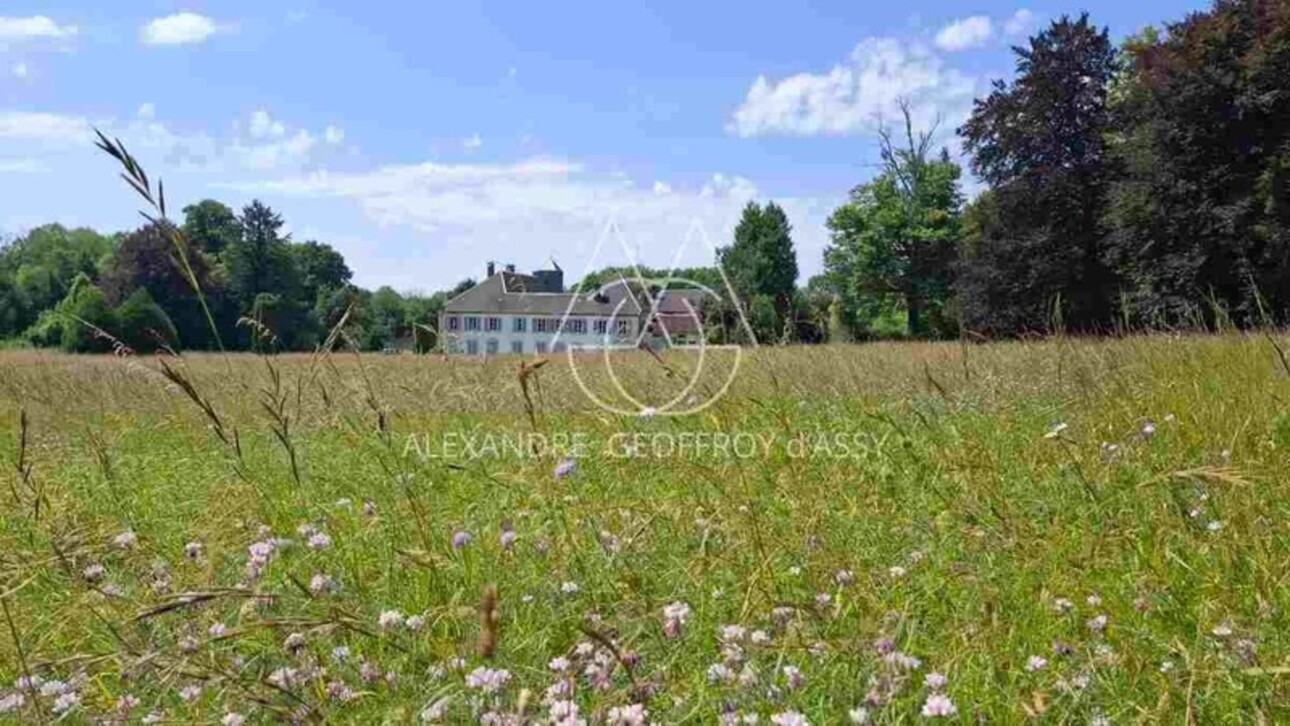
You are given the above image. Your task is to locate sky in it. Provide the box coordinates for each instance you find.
[0,0,1209,292]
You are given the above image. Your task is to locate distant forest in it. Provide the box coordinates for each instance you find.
[3,0,1288,352]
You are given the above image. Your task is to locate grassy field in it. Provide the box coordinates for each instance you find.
[1,335,1289,724]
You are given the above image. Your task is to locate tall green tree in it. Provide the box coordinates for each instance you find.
[958,13,1121,335]
[181,200,242,257]
[717,201,799,340]
[824,104,962,338]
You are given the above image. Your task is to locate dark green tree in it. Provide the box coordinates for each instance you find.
[717,201,799,336]
[825,104,962,338]
[958,13,1121,335]
[116,288,179,352]
[181,200,242,257]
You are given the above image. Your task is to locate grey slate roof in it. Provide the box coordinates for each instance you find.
[443,274,644,316]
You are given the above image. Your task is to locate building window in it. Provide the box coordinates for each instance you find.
[535,317,557,333]
[486,317,502,332]
[594,319,608,335]
[535,341,548,354]
[447,316,461,331]
[616,319,631,336]
[513,317,527,333]
[465,339,479,355]
[553,342,567,353]
[566,318,586,334]
[510,340,524,354]
[486,339,499,355]
[465,316,481,331]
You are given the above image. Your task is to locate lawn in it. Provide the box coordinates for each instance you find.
[1,335,1288,724]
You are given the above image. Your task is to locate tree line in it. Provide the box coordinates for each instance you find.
[0,201,474,353]
[817,0,1290,339]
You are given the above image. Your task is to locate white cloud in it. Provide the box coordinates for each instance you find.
[0,111,91,143]
[0,158,48,174]
[324,125,345,144]
[935,16,993,52]
[137,102,156,120]
[0,16,78,42]
[463,133,483,151]
[1004,9,1036,37]
[140,12,222,46]
[12,62,28,79]
[728,37,977,137]
[249,109,286,139]
[652,181,672,195]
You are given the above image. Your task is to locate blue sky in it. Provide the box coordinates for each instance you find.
[1,0,1208,291]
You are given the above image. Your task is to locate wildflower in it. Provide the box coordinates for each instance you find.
[885,651,923,671]
[561,581,580,595]
[815,592,832,606]
[1053,597,1074,613]
[1234,638,1258,664]
[307,532,332,549]
[222,714,246,726]
[297,523,317,537]
[208,622,227,637]
[1044,422,1068,439]
[750,629,771,645]
[378,610,405,630]
[420,697,451,722]
[1086,614,1109,633]
[1025,655,1048,672]
[1160,660,1175,672]
[116,694,141,712]
[309,573,338,595]
[888,566,907,579]
[834,569,855,585]
[1207,520,1224,532]
[639,406,657,418]
[268,667,297,688]
[920,693,957,718]
[406,614,426,631]
[178,684,202,703]
[873,636,896,654]
[662,601,691,638]
[707,663,735,683]
[327,681,356,702]
[283,632,307,651]
[113,531,138,549]
[607,703,648,726]
[849,706,870,724]
[101,582,125,597]
[332,645,350,662]
[464,667,511,693]
[500,529,517,551]
[362,500,377,516]
[1052,640,1075,656]
[781,665,804,690]
[720,624,748,642]
[83,563,105,582]
[1211,621,1233,638]
[0,693,25,713]
[770,711,810,726]
[360,661,381,683]
[549,656,571,672]
[1133,597,1150,612]
[51,691,80,715]
[184,541,203,559]
[924,672,947,690]
[452,530,472,549]
[178,636,199,653]
[1086,594,1102,607]
[554,457,577,479]
[548,700,580,721]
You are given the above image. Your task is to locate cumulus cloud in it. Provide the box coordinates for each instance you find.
[249,109,287,139]
[463,133,483,151]
[0,111,91,143]
[141,12,222,46]
[727,37,977,137]
[934,16,993,51]
[12,61,28,78]
[324,125,344,145]
[0,16,78,42]
[1004,9,1037,37]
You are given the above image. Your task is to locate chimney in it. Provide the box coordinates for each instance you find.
[505,263,516,273]
[486,261,496,277]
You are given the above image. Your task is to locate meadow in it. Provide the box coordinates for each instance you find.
[0,334,1288,724]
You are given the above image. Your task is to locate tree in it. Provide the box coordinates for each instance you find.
[292,240,352,304]
[824,104,962,338]
[363,286,406,350]
[31,273,118,353]
[99,223,224,349]
[182,200,242,257]
[958,14,1120,335]
[225,201,304,345]
[0,224,115,334]
[116,288,178,352]
[1105,2,1290,326]
[717,202,799,335]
